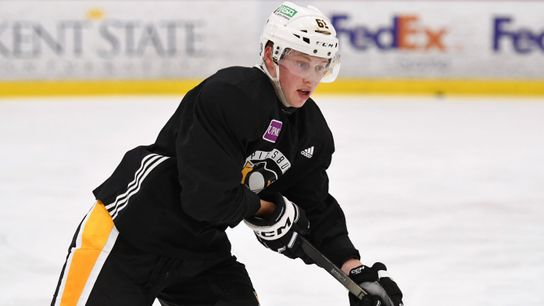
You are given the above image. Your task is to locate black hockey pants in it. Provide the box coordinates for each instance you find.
[51,202,260,306]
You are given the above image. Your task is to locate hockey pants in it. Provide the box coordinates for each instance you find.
[51,201,260,306]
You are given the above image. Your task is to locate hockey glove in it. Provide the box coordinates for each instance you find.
[348,262,403,306]
[244,193,312,263]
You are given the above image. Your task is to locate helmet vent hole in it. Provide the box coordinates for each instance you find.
[315,30,331,35]
[313,49,318,54]
[303,37,310,44]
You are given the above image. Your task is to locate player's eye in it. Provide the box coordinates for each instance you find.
[296,61,310,71]
[315,65,326,74]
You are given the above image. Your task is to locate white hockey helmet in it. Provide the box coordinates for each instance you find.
[260,2,340,83]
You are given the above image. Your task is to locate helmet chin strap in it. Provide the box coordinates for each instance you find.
[258,60,291,108]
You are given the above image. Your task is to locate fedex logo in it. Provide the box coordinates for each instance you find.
[493,17,544,54]
[331,14,447,52]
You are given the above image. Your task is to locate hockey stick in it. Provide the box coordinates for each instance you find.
[299,236,368,300]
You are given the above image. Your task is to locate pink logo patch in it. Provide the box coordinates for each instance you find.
[262,119,283,143]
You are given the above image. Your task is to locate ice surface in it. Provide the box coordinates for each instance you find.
[1,95,543,306]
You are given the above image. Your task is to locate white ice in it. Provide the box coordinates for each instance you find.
[1,95,543,306]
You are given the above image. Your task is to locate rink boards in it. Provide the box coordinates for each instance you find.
[0,0,543,96]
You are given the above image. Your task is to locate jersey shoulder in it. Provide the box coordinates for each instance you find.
[208,66,273,98]
[199,66,279,119]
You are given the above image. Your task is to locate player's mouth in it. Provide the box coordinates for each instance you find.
[297,89,311,99]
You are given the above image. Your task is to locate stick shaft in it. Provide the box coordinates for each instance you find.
[299,237,367,300]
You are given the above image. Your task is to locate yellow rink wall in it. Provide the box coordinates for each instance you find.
[1,79,543,97]
[317,79,544,96]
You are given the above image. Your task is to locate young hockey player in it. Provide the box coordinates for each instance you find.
[52,2,403,306]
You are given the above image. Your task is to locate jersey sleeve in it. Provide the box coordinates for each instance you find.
[175,80,264,227]
[284,154,360,267]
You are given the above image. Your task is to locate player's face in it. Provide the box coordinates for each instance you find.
[278,51,329,108]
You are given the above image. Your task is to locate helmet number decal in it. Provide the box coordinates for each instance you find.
[315,19,330,30]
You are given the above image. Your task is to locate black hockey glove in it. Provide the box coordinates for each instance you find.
[348,262,403,306]
[244,193,312,263]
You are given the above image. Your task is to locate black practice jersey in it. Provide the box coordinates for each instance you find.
[93,66,360,266]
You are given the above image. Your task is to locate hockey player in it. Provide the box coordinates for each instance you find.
[51,2,403,306]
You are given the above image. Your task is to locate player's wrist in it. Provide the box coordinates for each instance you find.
[341,258,363,274]
[255,199,275,217]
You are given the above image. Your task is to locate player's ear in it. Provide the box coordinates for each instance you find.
[263,43,276,77]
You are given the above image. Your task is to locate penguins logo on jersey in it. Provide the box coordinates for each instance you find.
[241,149,291,193]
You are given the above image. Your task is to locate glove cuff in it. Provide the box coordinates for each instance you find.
[349,264,378,283]
[244,196,299,241]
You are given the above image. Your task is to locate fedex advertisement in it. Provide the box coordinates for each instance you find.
[313,1,544,78]
[312,3,464,78]
[493,16,544,54]
[332,14,448,52]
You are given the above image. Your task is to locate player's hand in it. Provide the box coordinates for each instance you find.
[348,262,403,306]
[244,193,312,263]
